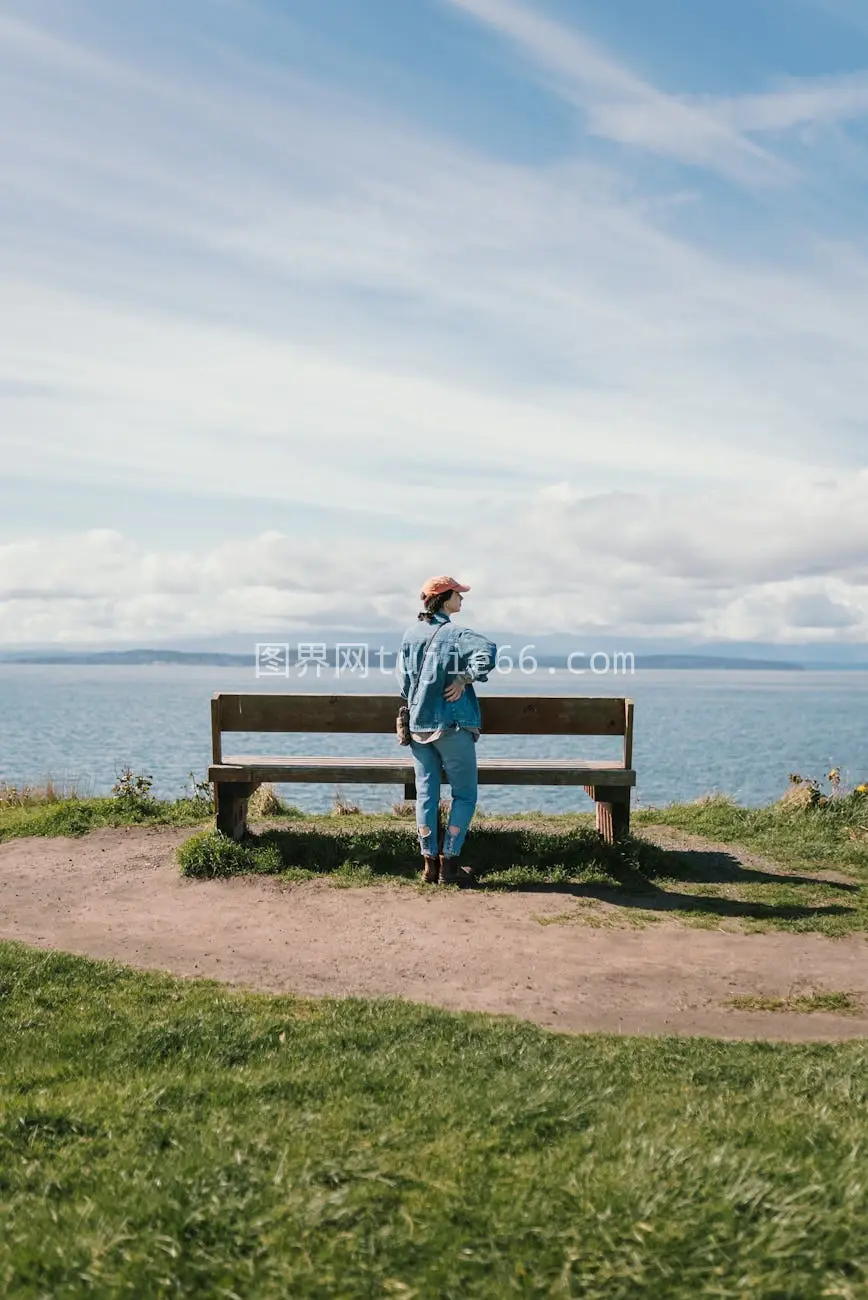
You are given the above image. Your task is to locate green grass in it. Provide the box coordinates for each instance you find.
[0,793,215,841]
[0,782,301,843]
[176,801,868,935]
[634,791,868,877]
[178,817,653,885]
[631,793,868,936]
[725,991,864,1016]
[533,902,661,930]
[4,786,868,935]
[1,941,867,1298]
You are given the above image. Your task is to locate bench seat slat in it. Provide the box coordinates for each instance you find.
[209,756,636,787]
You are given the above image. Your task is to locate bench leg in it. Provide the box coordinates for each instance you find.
[403,782,417,801]
[584,785,631,844]
[215,782,257,841]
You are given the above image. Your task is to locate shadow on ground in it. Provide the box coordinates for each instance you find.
[238,825,860,927]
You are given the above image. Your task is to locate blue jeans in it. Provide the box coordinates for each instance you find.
[410,728,478,858]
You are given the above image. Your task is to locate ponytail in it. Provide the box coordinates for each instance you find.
[417,590,453,622]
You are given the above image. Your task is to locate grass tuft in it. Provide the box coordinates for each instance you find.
[176,830,283,880]
[331,787,362,816]
[0,778,80,806]
[726,991,864,1015]
[248,784,304,819]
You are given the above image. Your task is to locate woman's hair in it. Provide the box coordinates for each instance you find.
[417,590,453,622]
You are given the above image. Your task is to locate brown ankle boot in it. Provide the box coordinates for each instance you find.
[421,855,439,883]
[438,854,460,885]
[440,855,477,887]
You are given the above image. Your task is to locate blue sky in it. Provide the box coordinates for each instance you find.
[2,0,868,644]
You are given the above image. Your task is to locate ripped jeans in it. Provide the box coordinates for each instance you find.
[410,727,478,858]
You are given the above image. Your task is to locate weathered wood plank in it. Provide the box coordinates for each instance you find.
[589,785,631,843]
[214,781,258,840]
[217,756,635,773]
[211,696,223,764]
[209,757,636,787]
[213,694,630,736]
[484,697,628,736]
[623,699,634,770]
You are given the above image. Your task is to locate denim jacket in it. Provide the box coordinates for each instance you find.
[397,614,497,733]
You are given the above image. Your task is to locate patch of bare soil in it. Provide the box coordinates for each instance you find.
[1,826,866,1042]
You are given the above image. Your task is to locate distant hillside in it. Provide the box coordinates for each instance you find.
[635,654,804,671]
[0,649,253,666]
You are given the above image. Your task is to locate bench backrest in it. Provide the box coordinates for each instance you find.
[211,694,634,768]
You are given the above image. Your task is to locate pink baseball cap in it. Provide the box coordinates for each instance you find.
[420,575,470,599]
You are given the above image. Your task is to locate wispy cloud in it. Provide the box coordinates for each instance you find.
[3,14,866,490]
[444,0,781,179]
[719,72,868,132]
[446,0,868,174]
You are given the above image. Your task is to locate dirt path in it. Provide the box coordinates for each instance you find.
[1,826,866,1042]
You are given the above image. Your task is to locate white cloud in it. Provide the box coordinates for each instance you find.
[719,73,868,133]
[779,591,861,628]
[518,472,868,585]
[2,473,867,644]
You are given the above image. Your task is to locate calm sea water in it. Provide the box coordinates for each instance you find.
[1,665,866,813]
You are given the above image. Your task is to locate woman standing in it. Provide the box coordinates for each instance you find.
[398,576,496,884]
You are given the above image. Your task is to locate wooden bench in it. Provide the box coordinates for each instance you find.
[208,693,635,843]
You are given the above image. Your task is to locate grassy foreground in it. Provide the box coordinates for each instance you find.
[1,941,867,1299]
